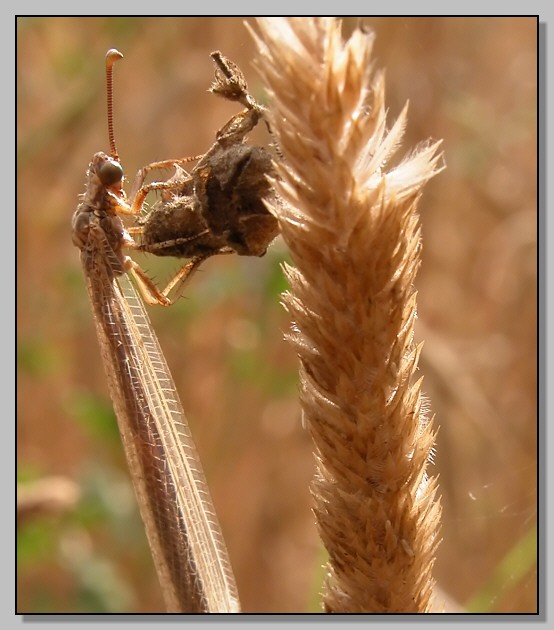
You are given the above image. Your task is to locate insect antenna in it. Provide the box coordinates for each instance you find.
[105,49,124,161]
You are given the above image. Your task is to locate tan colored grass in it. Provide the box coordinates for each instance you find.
[250,17,444,613]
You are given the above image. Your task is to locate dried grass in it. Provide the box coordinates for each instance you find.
[251,17,444,613]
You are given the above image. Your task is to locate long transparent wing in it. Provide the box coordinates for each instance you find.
[81,225,239,613]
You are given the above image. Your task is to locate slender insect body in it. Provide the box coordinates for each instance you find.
[71,48,249,612]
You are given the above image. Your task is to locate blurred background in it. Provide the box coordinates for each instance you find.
[17,17,537,613]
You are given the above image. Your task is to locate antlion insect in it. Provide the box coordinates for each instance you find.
[71,49,240,613]
[126,50,281,304]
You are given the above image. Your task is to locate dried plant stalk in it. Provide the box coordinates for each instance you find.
[250,17,444,613]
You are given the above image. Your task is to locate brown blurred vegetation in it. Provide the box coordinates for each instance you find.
[17,17,537,613]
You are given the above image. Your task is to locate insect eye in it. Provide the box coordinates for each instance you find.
[98,159,123,186]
